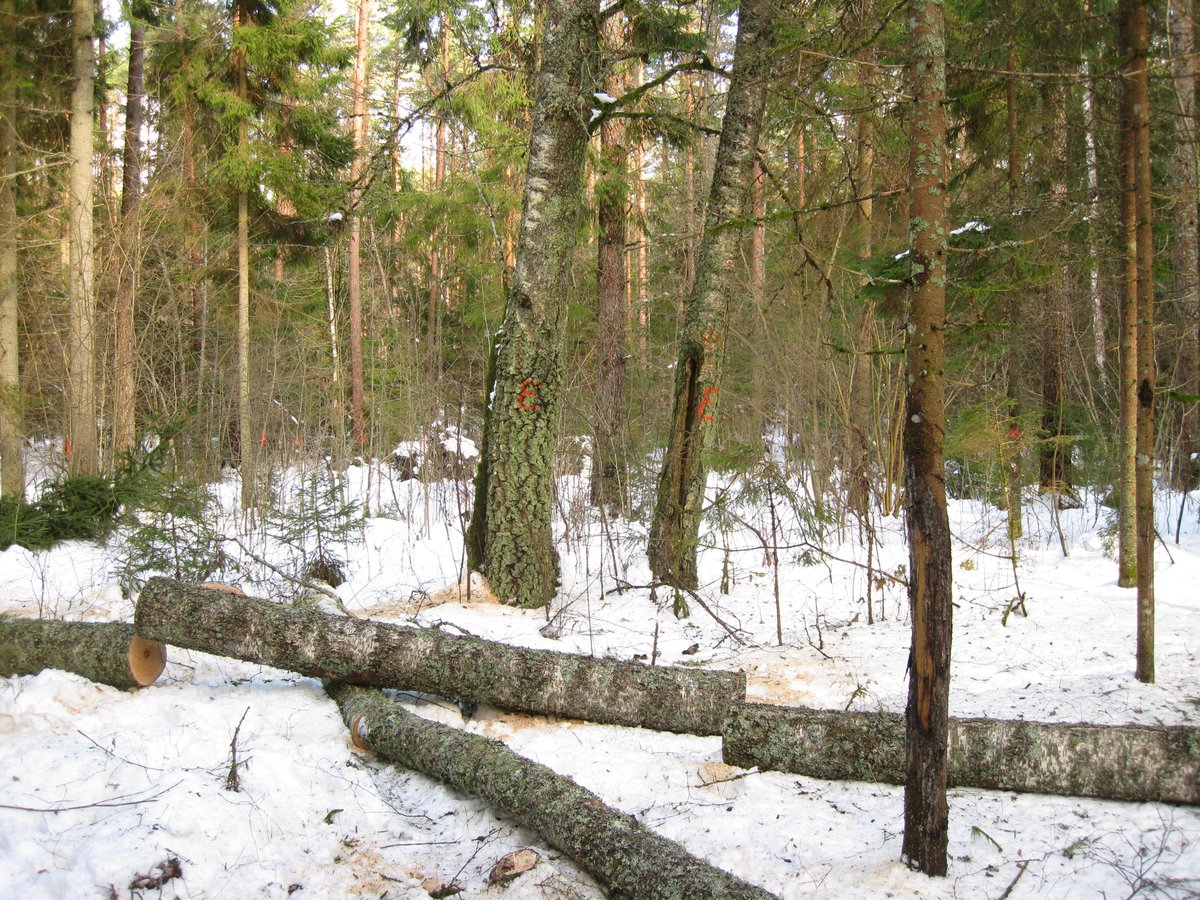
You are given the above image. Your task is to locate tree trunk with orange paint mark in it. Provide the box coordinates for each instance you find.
[466,0,598,608]
[647,0,781,592]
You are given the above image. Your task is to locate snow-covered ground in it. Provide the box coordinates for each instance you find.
[1,455,1198,899]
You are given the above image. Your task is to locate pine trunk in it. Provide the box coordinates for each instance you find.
[0,0,22,500]
[591,12,629,514]
[723,703,1200,805]
[1126,0,1156,684]
[648,0,779,590]
[902,0,952,876]
[235,2,254,508]
[468,0,597,608]
[329,684,773,899]
[1117,1,1140,589]
[0,617,165,689]
[113,22,145,460]
[67,0,97,476]
[134,578,745,735]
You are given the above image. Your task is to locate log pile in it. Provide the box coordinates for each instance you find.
[6,578,1198,900]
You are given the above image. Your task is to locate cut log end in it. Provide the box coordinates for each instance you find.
[349,713,369,750]
[128,635,166,686]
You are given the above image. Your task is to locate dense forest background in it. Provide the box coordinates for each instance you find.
[0,0,1195,553]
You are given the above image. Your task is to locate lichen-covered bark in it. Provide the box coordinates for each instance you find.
[903,0,952,876]
[648,0,781,590]
[135,578,744,735]
[723,704,1200,805]
[329,684,773,900]
[474,0,598,608]
[0,617,165,689]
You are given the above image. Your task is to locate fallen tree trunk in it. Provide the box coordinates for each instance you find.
[723,702,1200,804]
[135,578,743,735]
[328,683,773,899]
[0,616,165,689]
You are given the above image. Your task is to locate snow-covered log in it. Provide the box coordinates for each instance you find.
[135,578,744,735]
[723,703,1200,804]
[0,616,165,689]
[328,683,773,900]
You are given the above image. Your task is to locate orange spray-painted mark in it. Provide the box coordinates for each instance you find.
[517,380,543,411]
[697,387,718,422]
[259,429,267,448]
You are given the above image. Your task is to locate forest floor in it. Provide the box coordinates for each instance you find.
[1,447,1198,899]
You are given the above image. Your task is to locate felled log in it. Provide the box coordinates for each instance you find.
[135,577,743,735]
[0,616,166,689]
[328,683,773,900]
[723,702,1200,804]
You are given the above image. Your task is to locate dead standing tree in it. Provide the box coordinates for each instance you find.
[902,0,954,877]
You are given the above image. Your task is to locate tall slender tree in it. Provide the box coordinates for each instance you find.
[901,0,952,877]
[1170,0,1199,491]
[113,4,150,459]
[346,0,370,450]
[1120,0,1156,683]
[591,9,630,514]
[647,0,781,591]
[0,0,22,498]
[1039,81,1073,502]
[66,0,97,476]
